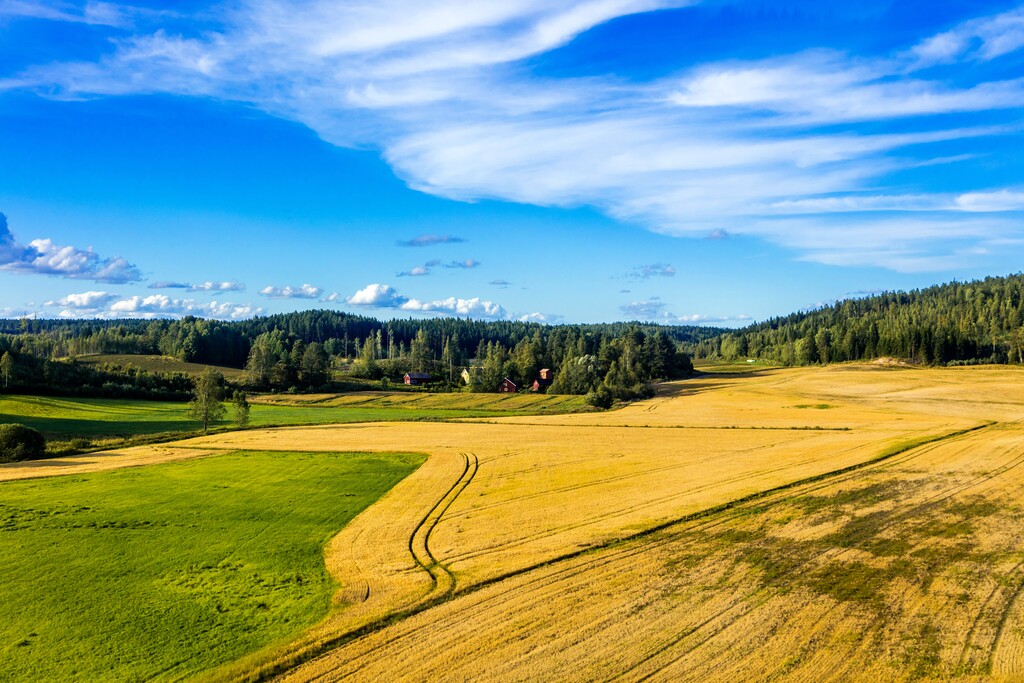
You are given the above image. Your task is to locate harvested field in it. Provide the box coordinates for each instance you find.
[0,444,218,481]
[281,421,1024,682]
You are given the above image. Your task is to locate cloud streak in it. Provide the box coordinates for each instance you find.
[397,234,467,248]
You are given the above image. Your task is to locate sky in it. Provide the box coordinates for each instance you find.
[1,1,1023,326]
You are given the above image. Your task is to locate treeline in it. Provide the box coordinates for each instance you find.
[696,274,1024,366]
[0,313,713,399]
[339,326,694,404]
[0,348,193,400]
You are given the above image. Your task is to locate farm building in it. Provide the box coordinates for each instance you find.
[531,368,554,392]
[461,367,482,385]
[404,372,431,386]
[498,377,518,393]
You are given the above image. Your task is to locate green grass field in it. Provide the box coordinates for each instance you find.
[0,450,423,682]
[0,392,588,443]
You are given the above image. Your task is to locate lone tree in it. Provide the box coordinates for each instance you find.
[232,389,250,428]
[0,352,12,389]
[189,368,225,432]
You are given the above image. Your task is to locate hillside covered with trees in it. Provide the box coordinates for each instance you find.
[0,313,712,401]
[695,274,1024,366]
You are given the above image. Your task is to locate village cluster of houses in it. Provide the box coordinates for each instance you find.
[403,367,554,393]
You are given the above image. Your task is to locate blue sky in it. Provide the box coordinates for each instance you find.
[1,1,1023,325]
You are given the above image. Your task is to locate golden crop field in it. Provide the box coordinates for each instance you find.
[7,363,1024,681]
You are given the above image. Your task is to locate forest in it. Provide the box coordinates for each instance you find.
[0,313,708,402]
[694,274,1024,366]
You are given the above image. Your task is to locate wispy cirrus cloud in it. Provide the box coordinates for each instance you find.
[397,234,467,248]
[620,299,750,325]
[0,214,142,283]
[398,258,480,276]
[8,2,1024,273]
[628,263,675,280]
[149,280,245,293]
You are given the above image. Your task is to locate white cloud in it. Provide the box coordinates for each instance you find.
[345,282,509,319]
[400,296,506,319]
[259,283,322,299]
[188,280,246,293]
[346,283,407,307]
[46,291,262,320]
[110,295,262,318]
[49,290,120,309]
[910,7,1024,66]
[0,214,142,283]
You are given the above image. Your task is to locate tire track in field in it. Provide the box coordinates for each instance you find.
[407,452,478,602]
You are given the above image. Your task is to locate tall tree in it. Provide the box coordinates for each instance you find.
[232,389,250,428]
[0,352,12,389]
[189,368,225,432]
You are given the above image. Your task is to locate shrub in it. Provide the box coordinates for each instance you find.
[585,385,614,409]
[0,423,47,463]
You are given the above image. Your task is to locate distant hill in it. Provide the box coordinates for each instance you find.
[695,274,1024,366]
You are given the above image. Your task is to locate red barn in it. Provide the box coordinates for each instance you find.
[404,372,431,385]
[498,377,518,393]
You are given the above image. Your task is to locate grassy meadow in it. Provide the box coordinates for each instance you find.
[0,450,423,682]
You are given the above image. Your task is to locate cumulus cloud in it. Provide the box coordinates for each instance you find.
[518,311,562,323]
[48,290,120,309]
[46,291,262,320]
[400,296,506,319]
[346,283,408,307]
[259,283,322,299]
[397,234,467,247]
[0,214,143,283]
[9,3,1024,271]
[345,282,509,319]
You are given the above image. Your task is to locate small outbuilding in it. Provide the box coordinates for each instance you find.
[404,372,431,386]
[461,367,482,385]
[498,377,518,393]
[531,368,554,392]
